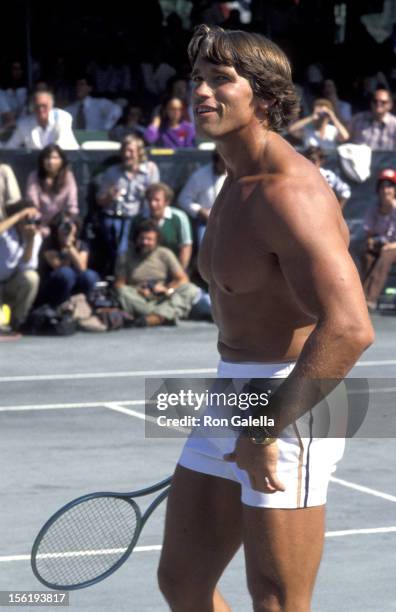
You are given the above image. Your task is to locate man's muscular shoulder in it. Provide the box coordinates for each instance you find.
[251,144,347,250]
[256,145,340,221]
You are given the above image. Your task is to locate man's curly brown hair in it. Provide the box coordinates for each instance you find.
[188,25,299,133]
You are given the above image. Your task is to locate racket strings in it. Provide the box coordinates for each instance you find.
[34,497,139,586]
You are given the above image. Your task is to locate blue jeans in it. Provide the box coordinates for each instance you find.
[100,215,132,275]
[42,266,100,307]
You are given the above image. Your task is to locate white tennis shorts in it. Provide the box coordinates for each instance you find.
[178,360,346,509]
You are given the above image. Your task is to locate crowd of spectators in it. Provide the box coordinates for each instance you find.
[0,139,219,337]
[1,11,396,336]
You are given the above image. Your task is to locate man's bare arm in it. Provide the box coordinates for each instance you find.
[259,177,374,432]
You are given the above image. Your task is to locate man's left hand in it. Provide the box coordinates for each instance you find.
[223,435,285,494]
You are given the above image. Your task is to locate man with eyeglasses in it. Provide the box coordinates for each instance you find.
[349,88,396,150]
[4,90,79,150]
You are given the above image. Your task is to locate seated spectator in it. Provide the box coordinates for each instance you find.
[0,202,41,334]
[115,220,201,327]
[144,97,195,149]
[363,169,396,310]
[304,146,351,208]
[178,150,226,243]
[134,182,193,269]
[288,98,349,151]
[96,134,159,273]
[66,76,122,131]
[349,88,396,150]
[4,90,79,150]
[108,104,146,142]
[25,144,79,236]
[38,213,99,308]
[0,88,15,140]
[0,164,21,220]
[158,75,194,122]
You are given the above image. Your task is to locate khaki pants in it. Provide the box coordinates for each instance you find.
[117,283,200,322]
[0,269,40,330]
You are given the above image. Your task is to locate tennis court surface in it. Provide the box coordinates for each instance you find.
[1,316,396,611]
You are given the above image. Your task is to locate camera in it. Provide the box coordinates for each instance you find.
[23,217,41,226]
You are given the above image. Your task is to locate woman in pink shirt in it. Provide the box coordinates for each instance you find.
[25,144,79,236]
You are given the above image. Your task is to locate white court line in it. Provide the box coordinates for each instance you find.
[325,526,396,537]
[1,381,396,413]
[330,476,396,503]
[0,545,162,563]
[0,368,216,383]
[2,527,396,563]
[0,358,394,384]
[0,400,145,412]
[354,360,396,367]
[104,403,188,433]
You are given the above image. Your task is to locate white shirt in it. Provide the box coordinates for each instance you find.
[4,108,79,150]
[0,227,41,282]
[178,163,226,217]
[141,63,177,96]
[303,124,339,151]
[66,96,122,131]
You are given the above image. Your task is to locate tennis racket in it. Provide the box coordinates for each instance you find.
[31,476,172,590]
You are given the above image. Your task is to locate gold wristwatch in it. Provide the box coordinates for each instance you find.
[247,426,277,446]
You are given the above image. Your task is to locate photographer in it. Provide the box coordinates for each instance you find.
[25,144,79,237]
[38,213,99,307]
[288,97,349,151]
[363,168,396,310]
[0,202,41,334]
[96,134,159,274]
[115,220,200,327]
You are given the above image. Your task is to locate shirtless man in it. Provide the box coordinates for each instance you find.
[158,26,374,612]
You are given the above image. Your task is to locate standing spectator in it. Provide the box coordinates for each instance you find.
[178,150,226,243]
[66,76,122,131]
[0,164,21,220]
[349,88,396,150]
[3,60,28,118]
[363,169,396,309]
[108,104,146,142]
[321,79,352,124]
[4,90,79,150]
[25,144,79,236]
[134,182,193,269]
[0,202,41,334]
[144,97,195,149]
[141,49,177,98]
[304,146,351,209]
[288,98,349,151]
[115,220,200,327]
[96,134,160,272]
[38,213,99,308]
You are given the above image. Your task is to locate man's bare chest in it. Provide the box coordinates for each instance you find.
[199,187,280,294]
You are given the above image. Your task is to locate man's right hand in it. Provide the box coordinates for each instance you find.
[224,435,286,494]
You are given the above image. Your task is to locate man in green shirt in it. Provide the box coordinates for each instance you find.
[133,182,193,269]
